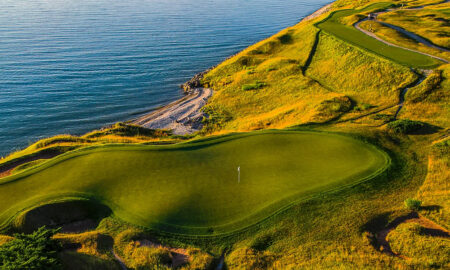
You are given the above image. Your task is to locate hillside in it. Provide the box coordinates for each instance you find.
[0,0,449,269]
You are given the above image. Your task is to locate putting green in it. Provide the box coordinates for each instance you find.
[0,131,390,235]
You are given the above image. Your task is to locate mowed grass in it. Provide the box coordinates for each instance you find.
[0,131,389,235]
[316,2,444,68]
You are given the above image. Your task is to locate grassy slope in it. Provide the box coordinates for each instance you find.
[418,138,449,226]
[0,131,389,235]
[401,64,450,127]
[202,4,419,133]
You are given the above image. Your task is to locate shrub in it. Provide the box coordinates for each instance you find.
[122,242,172,270]
[250,234,274,251]
[404,198,422,211]
[0,227,62,269]
[387,119,426,134]
[201,105,232,133]
[242,81,267,91]
[371,114,394,123]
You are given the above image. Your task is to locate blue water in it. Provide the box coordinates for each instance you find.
[0,0,330,157]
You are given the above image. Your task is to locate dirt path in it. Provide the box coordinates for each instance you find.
[393,70,427,120]
[113,250,128,270]
[354,4,449,63]
[376,212,449,258]
[377,21,449,52]
[354,20,449,64]
[132,88,212,135]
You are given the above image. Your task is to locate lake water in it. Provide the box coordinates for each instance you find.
[0,0,330,157]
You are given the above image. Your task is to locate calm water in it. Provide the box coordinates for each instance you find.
[0,0,330,156]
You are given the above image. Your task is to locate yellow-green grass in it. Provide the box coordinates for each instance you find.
[387,222,450,268]
[201,23,337,132]
[306,32,417,106]
[378,6,450,49]
[418,138,449,226]
[0,235,12,246]
[359,20,450,61]
[316,2,445,68]
[331,0,448,9]
[0,131,389,236]
[202,8,419,133]
[401,64,450,127]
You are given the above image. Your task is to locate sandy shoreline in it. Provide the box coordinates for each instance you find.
[131,88,212,135]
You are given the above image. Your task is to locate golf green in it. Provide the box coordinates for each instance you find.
[0,131,390,235]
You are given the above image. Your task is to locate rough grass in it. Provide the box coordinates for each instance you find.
[401,64,450,127]
[307,32,417,106]
[387,223,450,268]
[378,6,450,49]
[0,131,389,236]
[359,20,450,61]
[316,2,444,68]
[202,23,337,132]
[418,138,450,226]
[0,235,12,246]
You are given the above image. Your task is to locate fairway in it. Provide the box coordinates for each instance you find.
[316,2,444,69]
[0,131,390,235]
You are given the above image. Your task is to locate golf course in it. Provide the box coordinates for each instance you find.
[1,0,448,268]
[0,131,389,235]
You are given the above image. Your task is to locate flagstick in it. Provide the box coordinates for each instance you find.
[238,166,240,184]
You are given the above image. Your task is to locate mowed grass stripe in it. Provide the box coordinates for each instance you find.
[316,2,443,69]
[0,131,390,235]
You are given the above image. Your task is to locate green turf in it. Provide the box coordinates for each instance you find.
[0,131,389,235]
[316,2,444,69]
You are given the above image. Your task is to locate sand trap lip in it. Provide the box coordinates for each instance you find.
[132,88,213,135]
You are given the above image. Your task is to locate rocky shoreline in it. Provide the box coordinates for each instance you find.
[180,67,213,93]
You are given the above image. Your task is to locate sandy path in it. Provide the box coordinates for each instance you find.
[354,4,449,64]
[354,20,449,64]
[132,88,213,135]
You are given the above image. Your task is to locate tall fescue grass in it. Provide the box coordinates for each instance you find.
[387,222,450,268]
[359,20,450,61]
[378,7,450,49]
[418,138,450,226]
[401,64,450,126]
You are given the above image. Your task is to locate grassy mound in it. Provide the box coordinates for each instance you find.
[387,222,450,268]
[0,131,389,235]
